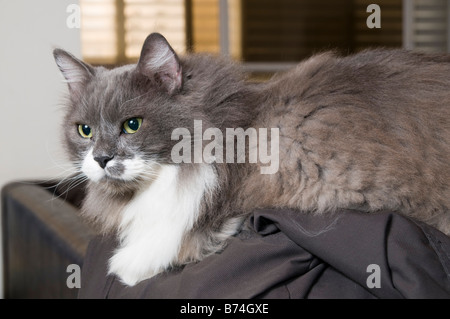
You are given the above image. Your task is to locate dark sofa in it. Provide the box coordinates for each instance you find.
[1,181,96,298]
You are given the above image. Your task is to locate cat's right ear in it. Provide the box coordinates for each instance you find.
[53,49,94,96]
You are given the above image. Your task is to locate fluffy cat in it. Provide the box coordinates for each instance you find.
[54,33,450,286]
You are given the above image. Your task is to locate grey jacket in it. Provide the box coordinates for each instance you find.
[78,208,450,299]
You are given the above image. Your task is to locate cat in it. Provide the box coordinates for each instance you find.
[54,33,450,286]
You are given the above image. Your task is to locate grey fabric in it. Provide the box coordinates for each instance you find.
[78,209,450,299]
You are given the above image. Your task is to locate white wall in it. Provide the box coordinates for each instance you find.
[0,0,81,298]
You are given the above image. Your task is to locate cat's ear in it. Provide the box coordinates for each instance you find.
[137,33,182,94]
[53,48,94,96]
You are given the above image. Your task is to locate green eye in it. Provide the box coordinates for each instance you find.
[78,124,92,138]
[123,117,142,134]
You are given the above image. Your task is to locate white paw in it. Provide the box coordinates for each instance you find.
[108,247,161,286]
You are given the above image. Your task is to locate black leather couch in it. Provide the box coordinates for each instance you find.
[2,180,96,298]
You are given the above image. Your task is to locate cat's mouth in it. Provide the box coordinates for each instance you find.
[81,149,158,184]
[103,166,127,181]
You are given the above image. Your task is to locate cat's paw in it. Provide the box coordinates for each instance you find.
[108,247,162,286]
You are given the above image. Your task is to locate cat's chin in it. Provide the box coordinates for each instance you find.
[88,176,149,197]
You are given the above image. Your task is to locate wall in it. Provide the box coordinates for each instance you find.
[0,0,81,298]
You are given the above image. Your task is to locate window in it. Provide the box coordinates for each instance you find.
[80,0,187,65]
[240,0,402,63]
[403,0,450,52]
[79,0,450,69]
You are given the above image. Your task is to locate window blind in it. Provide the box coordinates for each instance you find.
[353,0,402,51]
[80,0,186,65]
[80,0,117,64]
[191,0,220,53]
[241,0,354,62]
[403,0,450,52]
[124,0,186,59]
[240,0,402,63]
[80,1,450,67]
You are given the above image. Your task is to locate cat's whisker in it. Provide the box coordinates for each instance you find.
[138,171,161,180]
[50,167,84,187]
[19,163,81,190]
[43,159,85,192]
[60,173,87,190]
[45,173,88,203]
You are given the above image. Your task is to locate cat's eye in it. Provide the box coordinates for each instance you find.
[123,117,142,134]
[78,124,92,139]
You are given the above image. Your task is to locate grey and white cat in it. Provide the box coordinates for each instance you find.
[54,33,450,286]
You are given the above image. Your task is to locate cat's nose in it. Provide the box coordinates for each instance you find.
[94,155,114,169]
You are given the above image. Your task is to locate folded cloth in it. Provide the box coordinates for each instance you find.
[78,208,450,298]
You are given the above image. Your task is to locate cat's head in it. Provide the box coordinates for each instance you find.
[54,33,254,195]
[54,33,206,193]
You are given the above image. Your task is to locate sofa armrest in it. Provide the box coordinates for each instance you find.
[2,181,96,298]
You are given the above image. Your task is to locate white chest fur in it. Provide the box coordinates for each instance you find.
[108,164,217,286]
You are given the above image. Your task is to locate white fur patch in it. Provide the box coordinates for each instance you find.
[81,148,105,182]
[108,164,217,286]
[82,148,148,182]
[108,156,147,181]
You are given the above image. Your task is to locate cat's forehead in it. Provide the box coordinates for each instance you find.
[94,65,136,94]
[80,65,150,122]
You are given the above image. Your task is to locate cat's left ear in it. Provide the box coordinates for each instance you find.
[137,33,182,94]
